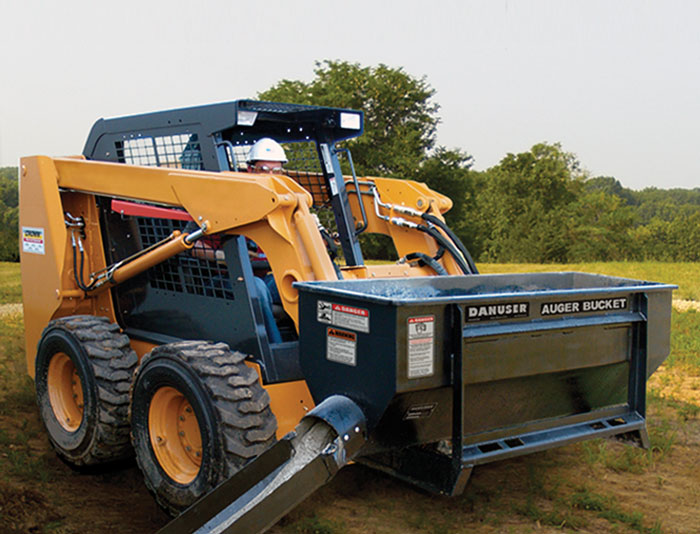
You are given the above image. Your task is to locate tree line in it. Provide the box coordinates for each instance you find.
[0,167,18,262]
[260,61,700,263]
[1,60,698,263]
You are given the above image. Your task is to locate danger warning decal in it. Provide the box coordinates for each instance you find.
[403,403,437,421]
[540,297,628,316]
[22,227,45,255]
[326,328,357,366]
[317,300,370,333]
[465,302,529,322]
[407,315,435,378]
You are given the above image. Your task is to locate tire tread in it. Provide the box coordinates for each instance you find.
[44,315,137,465]
[133,340,277,515]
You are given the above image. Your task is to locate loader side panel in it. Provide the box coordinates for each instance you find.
[19,158,65,375]
[20,158,117,376]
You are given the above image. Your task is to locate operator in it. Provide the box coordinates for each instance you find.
[184,138,287,343]
[247,138,341,266]
[245,138,288,268]
[244,138,289,343]
[246,137,287,175]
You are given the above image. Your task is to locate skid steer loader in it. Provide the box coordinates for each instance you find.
[19,100,675,533]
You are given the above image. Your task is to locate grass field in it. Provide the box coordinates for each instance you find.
[1,261,697,303]
[0,262,21,305]
[477,262,700,301]
[0,260,698,533]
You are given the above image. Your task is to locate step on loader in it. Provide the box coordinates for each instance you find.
[19,100,675,533]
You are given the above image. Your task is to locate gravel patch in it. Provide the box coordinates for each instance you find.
[673,299,700,312]
[0,303,22,317]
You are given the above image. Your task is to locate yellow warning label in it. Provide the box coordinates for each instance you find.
[22,226,45,255]
[327,328,357,366]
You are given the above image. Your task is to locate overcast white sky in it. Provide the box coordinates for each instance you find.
[1,0,698,190]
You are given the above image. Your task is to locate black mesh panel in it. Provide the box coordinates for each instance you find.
[136,217,233,300]
[115,134,203,170]
[284,142,329,208]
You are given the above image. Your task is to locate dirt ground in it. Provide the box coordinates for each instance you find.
[1,397,698,534]
[0,308,698,533]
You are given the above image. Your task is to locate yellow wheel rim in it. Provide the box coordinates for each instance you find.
[149,386,203,484]
[47,352,84,432]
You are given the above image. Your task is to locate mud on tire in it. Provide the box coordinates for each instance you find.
[35,315,138,466]
[129,341,277,516]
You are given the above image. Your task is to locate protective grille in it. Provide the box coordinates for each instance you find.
[115,134,203,170]
[285,142,329,207]
[223,140,330,208]
[136,217,234,300]
[225,142,253,171]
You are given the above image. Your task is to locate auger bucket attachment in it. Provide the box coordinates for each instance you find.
[295,272,673,495]
[160,272,673,533]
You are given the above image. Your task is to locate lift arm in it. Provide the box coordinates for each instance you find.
[344,176,473,277]
[22,156,339,329]
[20,156,466,351]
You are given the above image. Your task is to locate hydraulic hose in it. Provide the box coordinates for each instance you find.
[71,236,86,292]
[370,186,477,275]
[416,223,471,275]
[402,252,448,276]
[421,213,479,274]
[71,232,94,292]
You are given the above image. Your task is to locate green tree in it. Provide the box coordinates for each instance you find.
[667,212,700,261]
[259,60,439,178]
[260,60,472,260]
[630,218,672,261]
[584,176,636,206]
[631,187,700,224]
[0,167,19,261]
[474,143,583,262]
[566,191,636,261]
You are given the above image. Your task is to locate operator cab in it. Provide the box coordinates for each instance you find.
[84,100,367,384]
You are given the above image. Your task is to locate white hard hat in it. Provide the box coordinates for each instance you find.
[246,138,288,164]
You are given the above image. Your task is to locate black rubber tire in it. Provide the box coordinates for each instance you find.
[35,315,138,466]
[130,340,277,516]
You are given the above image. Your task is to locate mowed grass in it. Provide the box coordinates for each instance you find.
[0,263,49,484]
[668,309,700,371]
[0,262,21,304]
[477,261,700,301]
[0,313,49,481]
[3,257,698,378]
[0,313,33,413]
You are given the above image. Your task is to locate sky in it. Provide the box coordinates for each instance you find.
[1,0,698,190]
